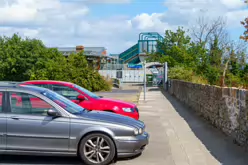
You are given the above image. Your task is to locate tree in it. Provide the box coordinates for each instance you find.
[240,0,248,41]
[240,18,248,41]
[0,34,111,91]
[221,40,247,87]
[65,52,111,91]
[209,37,222,67]
[146,17,247,88]
[0,34,64,81]
[191,16,227,47]
[154,27,195,66]
[240,1,248,41]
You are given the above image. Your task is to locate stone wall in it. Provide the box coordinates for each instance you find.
[168,80,248,147]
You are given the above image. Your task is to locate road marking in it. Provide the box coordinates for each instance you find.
[138,105,153,108]
[139,111,158,116]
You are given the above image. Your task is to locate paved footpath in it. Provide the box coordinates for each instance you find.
[126,87,248,165]
[2,87,248,165]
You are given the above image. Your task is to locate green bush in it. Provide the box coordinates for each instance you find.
[203,66,221,85]
[242,73,248,89]
[225,73,243,88]
[168,66,208,84]
[168,66,193,81]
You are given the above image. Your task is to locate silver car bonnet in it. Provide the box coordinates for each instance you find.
[75,111,145,129]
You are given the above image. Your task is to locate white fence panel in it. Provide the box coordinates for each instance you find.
[99,69,144,83]
[98,70,117,79]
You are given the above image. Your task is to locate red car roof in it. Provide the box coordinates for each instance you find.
[23,80,73,86]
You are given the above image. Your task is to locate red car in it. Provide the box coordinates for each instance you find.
[20,80,139,120]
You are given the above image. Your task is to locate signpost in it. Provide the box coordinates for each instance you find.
[127,64,143,69]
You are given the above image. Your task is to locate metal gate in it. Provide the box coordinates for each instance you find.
[148,67,163,86]
[98,64,144,83]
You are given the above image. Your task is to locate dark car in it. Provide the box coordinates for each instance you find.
[0,82,149,165]
[21,80,140,120]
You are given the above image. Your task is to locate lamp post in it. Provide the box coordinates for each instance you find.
[143,60,146,101]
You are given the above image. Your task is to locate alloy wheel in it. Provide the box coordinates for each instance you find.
[83,136,111,164]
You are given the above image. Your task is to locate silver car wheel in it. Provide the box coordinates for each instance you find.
[84,136,111,164]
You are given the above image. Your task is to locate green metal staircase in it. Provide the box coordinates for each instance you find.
[118,44,139,64]
[118,32,164,64]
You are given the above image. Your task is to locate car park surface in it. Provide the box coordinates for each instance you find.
[2,87,248,165]
[21,81,140,120]
[0,83,149,165]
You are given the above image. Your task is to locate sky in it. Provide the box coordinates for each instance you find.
[0,0,247,54]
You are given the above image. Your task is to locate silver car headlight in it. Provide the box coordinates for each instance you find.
[122,108,134,112]
[134,128,144,135]
[134,128,139,135]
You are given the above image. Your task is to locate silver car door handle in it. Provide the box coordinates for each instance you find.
[11,116,19,120]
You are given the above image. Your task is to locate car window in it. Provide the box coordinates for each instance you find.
[41,90,86,114]
[10,92,54,116]
[51,85,81,100]
[0,92,3,112]
[73,84,100,99]
[33,84,50,89]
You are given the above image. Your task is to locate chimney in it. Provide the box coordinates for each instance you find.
[76,45,84,52]
[101,50,107,55]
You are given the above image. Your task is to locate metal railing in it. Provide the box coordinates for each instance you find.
[100,64,122,70]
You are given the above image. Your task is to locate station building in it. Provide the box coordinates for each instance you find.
[55,45,117,70]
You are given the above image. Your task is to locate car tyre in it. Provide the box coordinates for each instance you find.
[79,133,116,165]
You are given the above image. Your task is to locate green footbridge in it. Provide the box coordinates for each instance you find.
[118,32,164,64]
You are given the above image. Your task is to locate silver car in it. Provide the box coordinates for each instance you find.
[0,83,149,165]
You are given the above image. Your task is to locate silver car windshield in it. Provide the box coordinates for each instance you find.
[41,90,86,114]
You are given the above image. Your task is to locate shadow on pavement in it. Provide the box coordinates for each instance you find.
[148,88,160,91]
[0,155,83,165]
[0,154,142,165]
[117,153,142,161]
[162,90,248,165]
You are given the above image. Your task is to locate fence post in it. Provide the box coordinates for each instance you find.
[163,62,168,90]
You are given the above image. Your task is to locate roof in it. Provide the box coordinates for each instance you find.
[56,47,106,52]
[84,47,106,52]
[55,46,107,57]
[56,47,76,52]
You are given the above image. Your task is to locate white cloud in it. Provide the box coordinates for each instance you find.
[0,0,89,25]
[130,13,171,31]
[0,0,247,53]
[162,0,247,28]
[0,27,39,38]
[220,0,245,9]
[83,0,131,3]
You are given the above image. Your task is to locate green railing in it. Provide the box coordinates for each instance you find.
[119,44,139,64]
